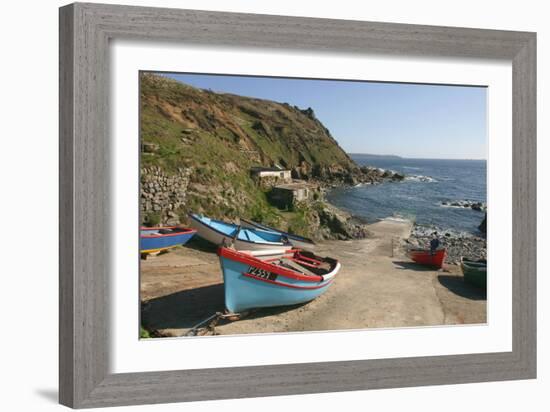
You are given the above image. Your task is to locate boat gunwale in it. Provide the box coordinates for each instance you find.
[140,227,197,238]
[461,262,487,268]
[219,247,331,283]
[461,263,487,273]
[190,213,290,247]
[408,248,447,255]
[240,218,316,245]
[461,257,487,268]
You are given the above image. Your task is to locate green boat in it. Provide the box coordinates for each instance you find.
[461,257,487,289]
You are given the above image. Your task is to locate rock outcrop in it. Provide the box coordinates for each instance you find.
[441,200,487,212]
[478,213,487,234]
[314,202,370,240]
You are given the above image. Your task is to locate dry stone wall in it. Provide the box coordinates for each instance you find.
[140,166,191,225]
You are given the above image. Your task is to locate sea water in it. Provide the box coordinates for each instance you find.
[327,156,487,235]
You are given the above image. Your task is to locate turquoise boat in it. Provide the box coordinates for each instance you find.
[218,247,340,313]
[461,257,487,289]
[189,214,292,252]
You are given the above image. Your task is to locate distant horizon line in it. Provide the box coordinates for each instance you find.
[348,152,487,161]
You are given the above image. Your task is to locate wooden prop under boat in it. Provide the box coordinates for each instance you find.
[189,213,292,252]
[240,218,316,250]
[461,257,487,289]
[218,247,340,313]
[408,248,447,268]
[140,226,196,254]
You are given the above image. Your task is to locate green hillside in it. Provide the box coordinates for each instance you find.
[139,73,386,238]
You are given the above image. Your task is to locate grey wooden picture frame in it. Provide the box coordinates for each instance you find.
[59,2,536,409]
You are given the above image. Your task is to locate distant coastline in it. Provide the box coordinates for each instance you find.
[349,153,403,160]
[349,152,486,162]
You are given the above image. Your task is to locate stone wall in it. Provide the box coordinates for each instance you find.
[254,175,291,189]
[268,183,319,209]
[268,187,295,209]
[140,166,191,225]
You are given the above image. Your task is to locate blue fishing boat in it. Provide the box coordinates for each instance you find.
[218,247,340,313]
[189,214,292,252]
[240,218,316,250]
[140,226,196,254]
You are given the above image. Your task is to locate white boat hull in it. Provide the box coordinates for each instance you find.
[240,219,315,250]
[189,216,291,252]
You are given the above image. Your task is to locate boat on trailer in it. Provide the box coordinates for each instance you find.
[218,247,340,313]
[408,248,447,268]
[140,226,196,254]
[189,214,292,252]
[461,257,487,289]
[240,218,316,250]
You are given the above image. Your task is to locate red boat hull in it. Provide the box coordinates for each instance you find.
[408,248,446,268]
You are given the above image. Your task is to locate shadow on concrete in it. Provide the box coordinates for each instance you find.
[183,236,218,253]
[142,283,225,330]
[141,283,312,331]
[392,260,437,271]
[231,301,311,322]
[437,275,486,300]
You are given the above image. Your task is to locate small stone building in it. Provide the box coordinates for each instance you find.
[251,166,291,180]
[269,181,318,209]
[250,166,292,188]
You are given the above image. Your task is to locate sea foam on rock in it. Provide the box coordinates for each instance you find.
[440,200,487,212]
[405,175,437,183]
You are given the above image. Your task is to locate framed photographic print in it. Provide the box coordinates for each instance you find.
[59,2,536,408]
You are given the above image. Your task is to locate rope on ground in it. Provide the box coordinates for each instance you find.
[184,311,247,336]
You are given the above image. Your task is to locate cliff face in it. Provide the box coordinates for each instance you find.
[140,73,362,176]
[139,73,379,236]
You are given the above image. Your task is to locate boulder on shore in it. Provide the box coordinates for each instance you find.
[478,213,487,234]
[315,202,370,240]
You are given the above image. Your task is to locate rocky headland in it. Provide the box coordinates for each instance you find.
[139,73,403,240]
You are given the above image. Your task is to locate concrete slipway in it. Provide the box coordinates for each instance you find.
[140,219,486,337]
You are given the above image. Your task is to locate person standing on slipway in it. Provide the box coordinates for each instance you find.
[429,232,441,255]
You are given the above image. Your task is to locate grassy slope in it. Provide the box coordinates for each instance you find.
[140,73,357,232]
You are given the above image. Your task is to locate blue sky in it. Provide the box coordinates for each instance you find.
[160,72,487,160]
